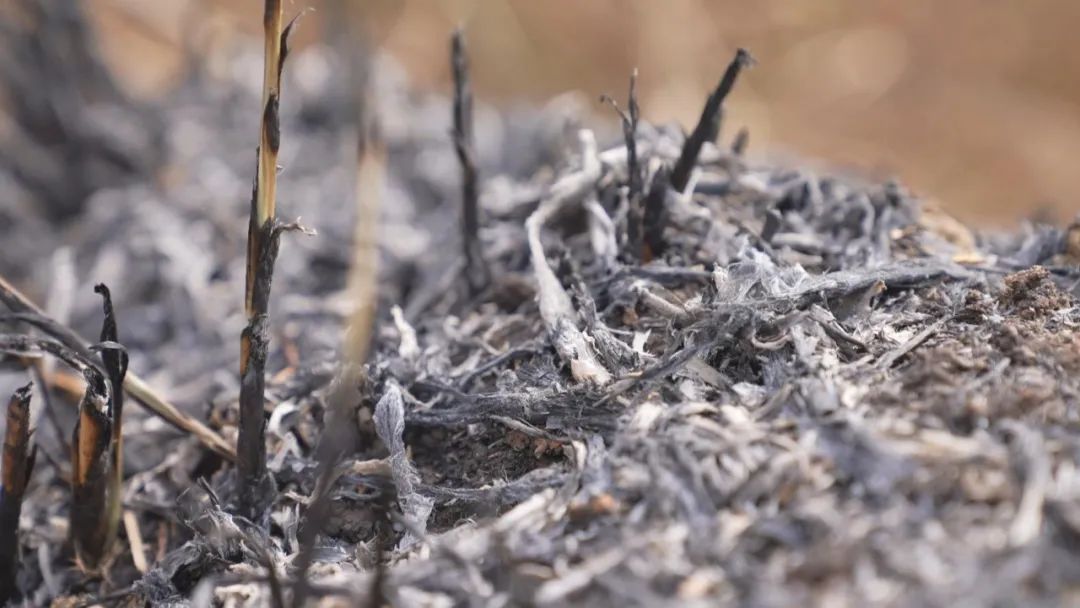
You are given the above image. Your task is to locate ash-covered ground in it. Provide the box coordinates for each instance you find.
[3,4,1080,607]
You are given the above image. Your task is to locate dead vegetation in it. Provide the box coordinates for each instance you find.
[0,384,33,606]
[1,1,1080,607]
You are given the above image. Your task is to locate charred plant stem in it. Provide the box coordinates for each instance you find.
[94,284,129,569]
[0,384,34,605]
[602,71,644,258]
[0,274,235,460]
[70,371,112,570]
[239,0,296,520]
[452,28,488,293]
[670,48,753,193]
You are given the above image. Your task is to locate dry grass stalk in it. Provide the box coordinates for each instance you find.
[0,383,34,605]
[344,96,383,366]
[294,46,383,606]
[670,48,753,193]
[238,0,302,519]
[0,273,235,460]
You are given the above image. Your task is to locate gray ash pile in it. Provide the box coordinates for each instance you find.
[2,1,1080,606]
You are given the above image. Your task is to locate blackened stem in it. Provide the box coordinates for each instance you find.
[670,48,753,193]
[452,28,488,293]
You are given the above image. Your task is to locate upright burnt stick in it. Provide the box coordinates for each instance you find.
[670,48,753,193]
[93,284,128,568]
[238,0,298,520]
[603,71,645,259]
[452,28,489,293]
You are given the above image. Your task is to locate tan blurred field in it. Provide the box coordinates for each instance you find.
[91,0,1080,226]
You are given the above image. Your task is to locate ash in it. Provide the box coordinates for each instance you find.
[3,4,1080,606]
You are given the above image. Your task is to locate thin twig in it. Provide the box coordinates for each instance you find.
[670,48,753,193]
[452,27,489,293]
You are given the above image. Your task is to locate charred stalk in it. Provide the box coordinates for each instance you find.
[0,384,34,605]
[238,0,300,520]
[603,71,644,259]
[94,284,128,568]
[670,48,753,193]
[452,28,489,293]
[69,372,113,570]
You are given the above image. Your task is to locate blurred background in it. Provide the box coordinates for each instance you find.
[88,0,1080,226]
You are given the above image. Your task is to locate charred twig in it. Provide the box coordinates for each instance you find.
[452,28,489,293]
[602,70,644,258]
[670,48,753,193]
[238,0,302,520]
[0,274,235,460]
[0,384,34,605]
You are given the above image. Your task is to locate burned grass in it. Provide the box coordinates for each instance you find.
[1,2,1080,606]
